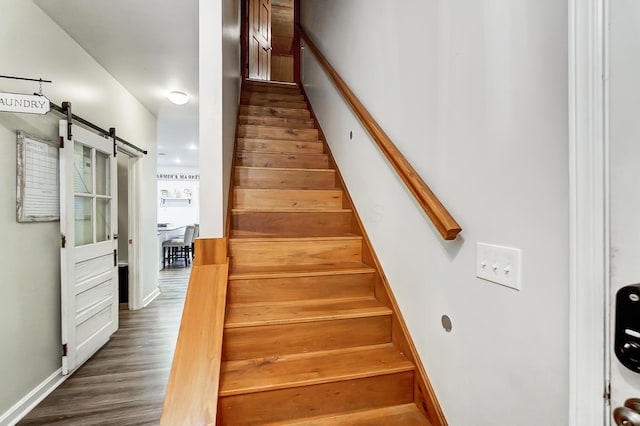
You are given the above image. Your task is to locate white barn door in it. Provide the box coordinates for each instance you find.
[59,120,118,375]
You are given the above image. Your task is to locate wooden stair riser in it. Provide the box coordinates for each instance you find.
[272,404,432,426]
[229,237,362,267]
[238,125,319,141]
[237,138,324,154]
[233,188,343,210]
[271,404,432,426]
[239,105,310,120]
[223,316,392,361]
[241,99,308,109]
[241,92,305,102]
[229,263,377,281]
[217,372,415,425]
[236,151,329,169]
[225,297,390,328]
[227,273,377,304]
[231,210,353,236]
[238,115,315,129]
[233,168,335,190]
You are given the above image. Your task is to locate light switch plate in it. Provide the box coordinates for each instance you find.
[476,243,522,290]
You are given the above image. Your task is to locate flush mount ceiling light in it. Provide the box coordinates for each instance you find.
[167,91,189,105]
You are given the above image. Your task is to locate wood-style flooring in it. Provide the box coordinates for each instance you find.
[19,265,191,426]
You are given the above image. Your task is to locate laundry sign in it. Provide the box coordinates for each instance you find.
[0,92,50,115]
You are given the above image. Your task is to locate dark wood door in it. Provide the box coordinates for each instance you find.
[249,0,272,80]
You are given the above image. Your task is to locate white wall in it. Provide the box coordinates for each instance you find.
[301,1,569,425]
[0,0,158,421]
[199,0,241,238]
[157,166,200,226]
[157,181,199,225]
[609,0,640,410]
[222,0,242,230]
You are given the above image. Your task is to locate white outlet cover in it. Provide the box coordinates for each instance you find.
[476,242,522,290]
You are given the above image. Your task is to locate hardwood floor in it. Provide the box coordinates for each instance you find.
[19,265,191,426]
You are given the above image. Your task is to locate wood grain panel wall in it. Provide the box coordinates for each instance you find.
[272,0,293,54]
[271,0,294,82]
[271,55,294,82]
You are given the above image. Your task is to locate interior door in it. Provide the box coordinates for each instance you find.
[248,0,272,80]
[609,0,640,423]
[59,120,118,375]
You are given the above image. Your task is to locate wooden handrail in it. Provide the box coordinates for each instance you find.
[297,25,461,240]
[161,238,229,426]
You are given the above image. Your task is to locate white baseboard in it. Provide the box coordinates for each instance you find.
[143,287,161,308]
[0,368,68,426]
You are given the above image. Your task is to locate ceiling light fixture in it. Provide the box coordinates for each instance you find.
[167,91,189,105]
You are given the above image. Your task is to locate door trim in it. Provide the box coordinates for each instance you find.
[241,0,249,80]
[128,156,143,310]
[568,0,610,424]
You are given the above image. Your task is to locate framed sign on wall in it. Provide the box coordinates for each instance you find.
[16,131,60,222]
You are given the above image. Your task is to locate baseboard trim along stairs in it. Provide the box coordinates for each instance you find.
[216,79,447,425]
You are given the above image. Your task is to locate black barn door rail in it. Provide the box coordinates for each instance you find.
[50,101,148,155]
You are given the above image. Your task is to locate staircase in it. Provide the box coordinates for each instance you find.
[217,80,440,425]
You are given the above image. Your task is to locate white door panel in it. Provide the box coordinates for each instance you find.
[60,120,118,375]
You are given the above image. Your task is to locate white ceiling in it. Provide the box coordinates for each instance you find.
[33,0,200,169]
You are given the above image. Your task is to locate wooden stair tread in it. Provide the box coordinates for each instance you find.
[233,188,342,195]
[225,296,391,328]
[229,262,376,279]
[230,230,356,238]
[219,344,414,396]
[235,165,333,173]
[230,235,361,243]
[271,404,432,426]
[240,124,315,130]
[234,187,342,194]
[238,136,321,142]
[233,184,340,192]
[237,137,322,144]
[232,208,351,213]
[244,79,299,89]
[238,149,327,157]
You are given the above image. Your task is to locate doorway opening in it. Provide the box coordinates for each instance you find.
[116,147,143,310]
[243,0,298,83]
